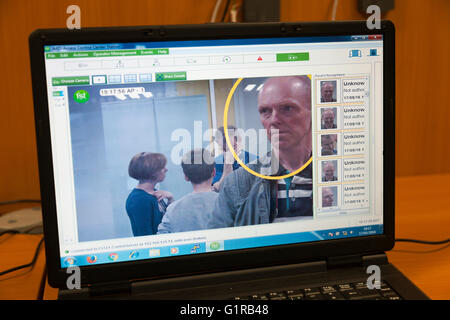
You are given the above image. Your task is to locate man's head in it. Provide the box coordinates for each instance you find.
[181,148,215,185]
[257,76,311,152]
[321,81,335,102]
[321,134,336,155]
[322,108,336,129]
[323,161,335,181]
[322,187,334,207]
[215,125,241,153]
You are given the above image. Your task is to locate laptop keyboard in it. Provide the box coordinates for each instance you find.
[232,281,401,300]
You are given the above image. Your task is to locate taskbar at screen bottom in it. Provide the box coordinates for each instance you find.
[61,224,383,268]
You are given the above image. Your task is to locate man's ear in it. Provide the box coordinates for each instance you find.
[184,174,190,182]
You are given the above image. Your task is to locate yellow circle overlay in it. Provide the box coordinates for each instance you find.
[223,77,313,180]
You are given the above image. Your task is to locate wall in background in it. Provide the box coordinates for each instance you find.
[0,0,217,205]
[1,0,449,204]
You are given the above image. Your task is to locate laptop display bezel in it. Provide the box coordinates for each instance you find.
[29,21,395,289]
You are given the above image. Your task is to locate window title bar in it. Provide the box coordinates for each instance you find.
[44,35,382,53]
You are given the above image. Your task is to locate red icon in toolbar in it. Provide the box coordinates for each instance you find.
[368,35,382,40]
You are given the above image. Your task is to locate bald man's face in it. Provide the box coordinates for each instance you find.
[324,163,335,181]
[322,110,335,129]
[321,136,335,155]
[322,188,334,207]
[258,77,311,152]
[321,83,334,102]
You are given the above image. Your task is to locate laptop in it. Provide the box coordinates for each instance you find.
[29,20,428,300]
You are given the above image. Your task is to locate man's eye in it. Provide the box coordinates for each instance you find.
[283,105,293,112]
[260,108,270,114]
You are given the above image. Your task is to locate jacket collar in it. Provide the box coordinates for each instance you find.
[258,151,312,179]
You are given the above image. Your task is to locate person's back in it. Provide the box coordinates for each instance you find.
[157,148,217,234]
[126,188,161,236]
[158,191,218,233]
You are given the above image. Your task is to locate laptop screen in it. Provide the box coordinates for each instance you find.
[43,34,384,268]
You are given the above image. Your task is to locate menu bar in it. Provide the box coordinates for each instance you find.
[46,48,169,59]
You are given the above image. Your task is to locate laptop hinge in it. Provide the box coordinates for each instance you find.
[327,253,388,269]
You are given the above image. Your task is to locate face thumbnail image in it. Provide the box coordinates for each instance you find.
[320,80,337,103]
[321,186,337,208]
[321,160,338,182]
[320,134,338,156]
[321,107,337,130]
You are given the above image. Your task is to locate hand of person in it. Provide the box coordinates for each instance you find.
[212,182,220,192]
[151,190,174,203]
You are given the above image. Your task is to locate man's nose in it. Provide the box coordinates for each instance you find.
[268,109,283,126]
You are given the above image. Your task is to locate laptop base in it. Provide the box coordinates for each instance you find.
[58,253,428,300]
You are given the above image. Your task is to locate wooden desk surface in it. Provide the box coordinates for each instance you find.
[388,174,450,300]
[1,174,449,300]
[0,234,47,299]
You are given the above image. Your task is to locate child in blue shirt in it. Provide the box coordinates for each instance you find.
[126,152,174,236]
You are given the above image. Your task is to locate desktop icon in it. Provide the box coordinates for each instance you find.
[206,240,224,252]
[86,255,97,264]
[170,247,179,255]
[108,253,119,261]
[149,249,160,257]
[191,244,201,253]
[64,257,77,266]
[129,251,139,259]
[210,242,221,250]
